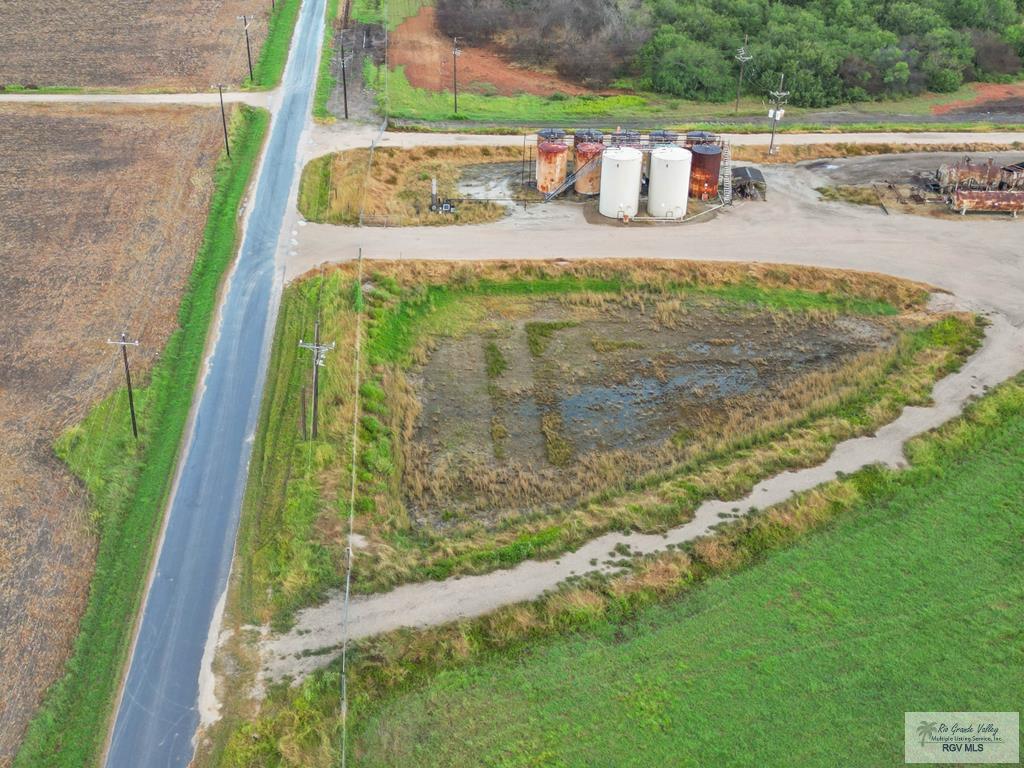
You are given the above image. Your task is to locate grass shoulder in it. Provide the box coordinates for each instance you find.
[245,0,304,90]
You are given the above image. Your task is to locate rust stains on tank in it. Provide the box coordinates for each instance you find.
[574,141,604,195]
[690,144,722,199]
[536,141,569,194]
[952,189,1024,214]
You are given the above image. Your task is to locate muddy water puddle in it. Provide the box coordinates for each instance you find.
[405,300,895,524]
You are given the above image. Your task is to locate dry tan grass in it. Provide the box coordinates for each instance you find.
[734,141,1022,165]
[300,145,525,227]
[305,259,933,311]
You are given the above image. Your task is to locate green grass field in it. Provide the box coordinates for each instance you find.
[352,377,1024,767]
[363,62,1024,132]
[13,106,269,768]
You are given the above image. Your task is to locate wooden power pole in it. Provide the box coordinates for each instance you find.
[298,321,335,439]
[107,332,140,439]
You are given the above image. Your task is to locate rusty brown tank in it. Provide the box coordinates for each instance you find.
[690,144,722,199]
[574,142,604,195]
[952,189,1024,215]
[536,141,569,194]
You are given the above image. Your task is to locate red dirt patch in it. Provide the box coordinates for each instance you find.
[931,83,1024,115]
[390,6,592,97]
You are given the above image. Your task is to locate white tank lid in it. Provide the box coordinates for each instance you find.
[651,145,691,161]
[603,146,642,162]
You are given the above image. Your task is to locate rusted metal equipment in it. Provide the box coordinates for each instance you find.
[952,189,1024,216]
[536,141,569,194]
[937,157,1002,192]
[690,144,723,199]
[1000,161,1024,190]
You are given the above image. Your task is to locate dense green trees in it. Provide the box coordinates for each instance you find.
[638,0,1024,106]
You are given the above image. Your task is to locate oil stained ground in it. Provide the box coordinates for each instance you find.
[406,298,894,526]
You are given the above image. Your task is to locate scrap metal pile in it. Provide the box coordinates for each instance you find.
[935,157,1024,215]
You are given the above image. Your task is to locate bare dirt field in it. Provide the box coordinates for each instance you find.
[0,0,270,90]
[0,103,223,763]
[390,6,593,96]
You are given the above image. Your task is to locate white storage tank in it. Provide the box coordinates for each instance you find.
[647,145,692,219]
[599,147,642,219]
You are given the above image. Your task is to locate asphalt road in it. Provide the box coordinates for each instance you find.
[103,0,325,765]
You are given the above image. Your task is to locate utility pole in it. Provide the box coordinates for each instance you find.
[238,15,255,82]
[298,321,335,439]
[768,73,790,156]
[339,33,352,120]
[452,37,461,115]
[214,83,231,158]
[734,35,752,114]
[107,332,140,439]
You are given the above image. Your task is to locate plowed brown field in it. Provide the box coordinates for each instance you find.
[0,0,271,90]
[0,103,223,764]
[391,6,591,96]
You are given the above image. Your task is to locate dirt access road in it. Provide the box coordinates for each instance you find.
[259,138,1024,680]
[0,102,225,763]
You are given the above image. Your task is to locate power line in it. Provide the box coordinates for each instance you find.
[339,248,364,768]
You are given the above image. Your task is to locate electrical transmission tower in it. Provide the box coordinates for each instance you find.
[298,321,335,439]
[734,35,752,114]
[768,73,790,156]
[106,332,140,439]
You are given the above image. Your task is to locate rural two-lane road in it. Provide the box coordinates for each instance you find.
[103,0,325,765]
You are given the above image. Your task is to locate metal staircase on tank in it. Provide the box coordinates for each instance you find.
[544,155,602,201]
[720,140,733,204]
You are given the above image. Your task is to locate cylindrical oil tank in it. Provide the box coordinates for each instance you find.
[574,141,604,195]
[537,128,566,143]
[536,141,569,194]
[649,129,679,147]
[685,130,715,147]
[599,147,642,219]
[609,129,641,148]
[648,146,692,219]
[690,144,723,199]
[573,128,604,148]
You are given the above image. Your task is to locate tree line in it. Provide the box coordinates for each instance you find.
[436,0,1024,106]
